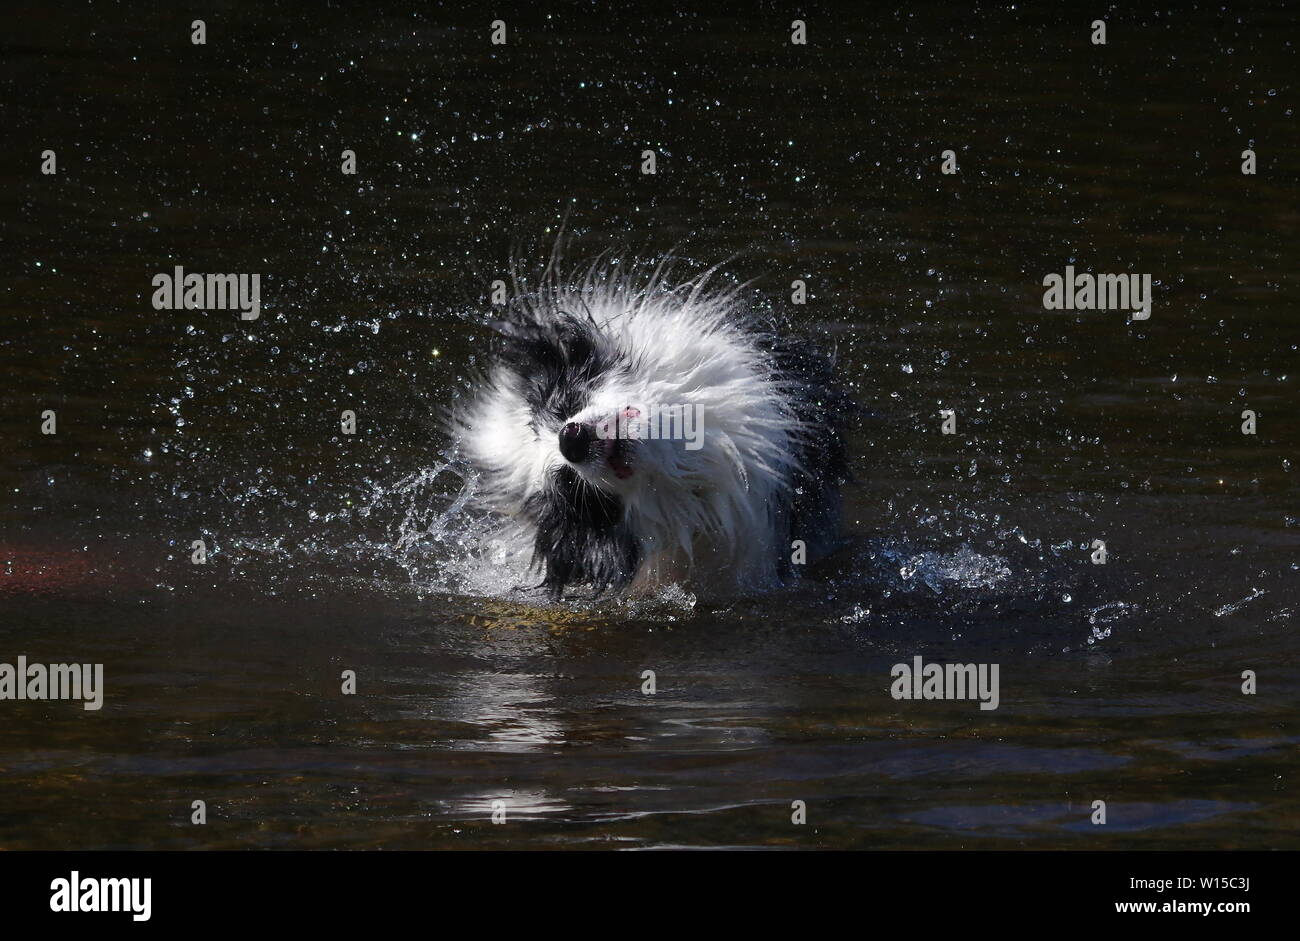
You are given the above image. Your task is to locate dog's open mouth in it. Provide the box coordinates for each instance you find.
[607,438,633,479]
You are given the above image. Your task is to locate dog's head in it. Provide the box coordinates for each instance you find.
[458,306,680,597]
[456,268,797,600]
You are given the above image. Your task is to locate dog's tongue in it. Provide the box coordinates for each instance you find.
[608,452,633,479]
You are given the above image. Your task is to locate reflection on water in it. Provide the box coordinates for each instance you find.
[0,2,1297,849]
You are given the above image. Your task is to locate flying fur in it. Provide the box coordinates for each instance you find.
[453,251,849,600]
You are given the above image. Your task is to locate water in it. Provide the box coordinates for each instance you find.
[1,3,1296,849]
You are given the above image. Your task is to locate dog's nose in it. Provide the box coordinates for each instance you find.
[558,422,595,464]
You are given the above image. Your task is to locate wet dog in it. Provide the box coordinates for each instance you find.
[454,254,848,599]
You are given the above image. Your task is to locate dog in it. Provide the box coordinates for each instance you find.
[454,252,848,600]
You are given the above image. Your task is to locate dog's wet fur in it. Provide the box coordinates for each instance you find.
[455,252,849,600]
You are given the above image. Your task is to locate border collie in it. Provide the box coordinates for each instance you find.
[454,252,848,600]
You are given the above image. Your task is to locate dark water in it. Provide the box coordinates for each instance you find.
[1,3,1296,849]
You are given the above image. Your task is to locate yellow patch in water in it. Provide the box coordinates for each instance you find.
[468,600,611,633]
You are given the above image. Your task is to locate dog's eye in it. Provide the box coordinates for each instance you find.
[561,333,593,364]
[506,313,619,428]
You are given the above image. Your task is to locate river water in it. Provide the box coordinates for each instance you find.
[1,3,1296,849]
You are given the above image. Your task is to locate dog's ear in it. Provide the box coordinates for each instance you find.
[486,318,555,371]
[485,318,544,343]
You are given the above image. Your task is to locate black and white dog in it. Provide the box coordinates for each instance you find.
[454,254,849,599]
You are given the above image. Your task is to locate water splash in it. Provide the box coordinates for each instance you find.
[1214,588,1266,618]
[1084,600,1139,645]
[213,457,532,598]
[889,544,1013,593]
